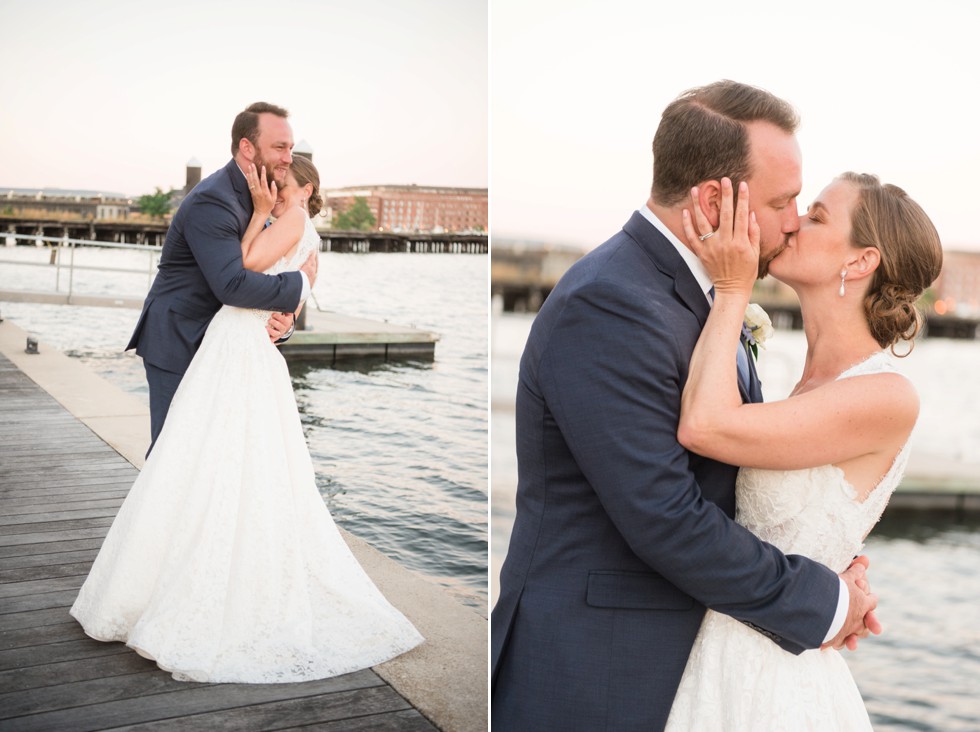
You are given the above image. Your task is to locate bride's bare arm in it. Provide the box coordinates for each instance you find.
[241,164,305,273]
[676,179,918,472]
[681,365,917,471]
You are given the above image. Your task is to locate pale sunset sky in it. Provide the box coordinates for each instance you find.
[492,0,980,252]
[3,1,978,253]
[0,0,487,195]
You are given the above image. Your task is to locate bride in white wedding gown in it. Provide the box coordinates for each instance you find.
[665,173,942,729]
[71,157,423,683]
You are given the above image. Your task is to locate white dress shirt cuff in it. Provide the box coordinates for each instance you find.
[299,272,311,303]
[822,577,849,643]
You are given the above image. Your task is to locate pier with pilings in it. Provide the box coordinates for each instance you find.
[1,217,487,254]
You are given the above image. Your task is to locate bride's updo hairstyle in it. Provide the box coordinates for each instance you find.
[839,171,943,355]
[290,156,324,219]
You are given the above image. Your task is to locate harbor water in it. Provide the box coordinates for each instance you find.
[0,245,488,613]
[492,312,980,731]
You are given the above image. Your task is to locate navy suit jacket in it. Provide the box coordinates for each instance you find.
[126,159,303,375]
[490,213,840,731]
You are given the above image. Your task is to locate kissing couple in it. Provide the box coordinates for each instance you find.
[492,80,943,730]
[71,102,423,682]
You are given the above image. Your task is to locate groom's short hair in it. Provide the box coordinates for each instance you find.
[231,102,290,156]
[651,80,799,206]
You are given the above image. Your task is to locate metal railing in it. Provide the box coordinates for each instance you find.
[1,232,161,303]
[0,233,328,314]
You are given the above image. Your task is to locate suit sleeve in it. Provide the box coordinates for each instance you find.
[537,279,839,653]
[182,193,303,312]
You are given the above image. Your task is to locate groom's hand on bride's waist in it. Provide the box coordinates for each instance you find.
[300,251,318,288]
[267,311,296,344]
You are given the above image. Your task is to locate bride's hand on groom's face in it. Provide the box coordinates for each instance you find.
[682,177,760,296]
[246,164,277,217]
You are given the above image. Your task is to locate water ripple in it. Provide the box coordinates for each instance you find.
[1,251,488,614]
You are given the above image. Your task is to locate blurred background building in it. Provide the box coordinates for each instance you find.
[325,185,487,233]
[491,239,980,338]
[1,188,131,221]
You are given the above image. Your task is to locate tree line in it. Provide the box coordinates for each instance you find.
[138,189,377,231]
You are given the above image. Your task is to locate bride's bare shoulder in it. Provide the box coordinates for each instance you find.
[837,369,919,433]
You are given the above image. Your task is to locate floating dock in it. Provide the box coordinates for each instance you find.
[0,290,439,362]
[283,310,437,362]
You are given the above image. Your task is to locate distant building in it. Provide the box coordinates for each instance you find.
[0,188,131,220]
[324,185,487,233]
[167,158,203,212]
[933,250,980,316]
[185,157,202,194]
[294,140,313,161]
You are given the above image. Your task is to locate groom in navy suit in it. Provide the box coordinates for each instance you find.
[491,81,878,730]
[127,102,318,450]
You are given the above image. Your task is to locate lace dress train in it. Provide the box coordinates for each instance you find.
[70,218,423,683]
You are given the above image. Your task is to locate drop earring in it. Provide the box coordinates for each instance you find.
[838,269,847,297]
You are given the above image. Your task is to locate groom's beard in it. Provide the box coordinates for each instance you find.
[758,235,790,279]
[254,152,285,185]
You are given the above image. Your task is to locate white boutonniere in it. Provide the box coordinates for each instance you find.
[742,303,773,361]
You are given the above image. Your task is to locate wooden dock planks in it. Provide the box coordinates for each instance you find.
[0,353,438,731]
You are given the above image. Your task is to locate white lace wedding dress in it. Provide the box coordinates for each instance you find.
[666,352,909,731]
[71,217,423,683]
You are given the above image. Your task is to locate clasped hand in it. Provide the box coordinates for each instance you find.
[824,555,883,652]
[681,177,759,297]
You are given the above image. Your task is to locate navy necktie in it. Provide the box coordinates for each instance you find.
[736,336,751,393]
[708,287,750,394]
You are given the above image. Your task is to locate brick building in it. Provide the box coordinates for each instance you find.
[324,185,487,233]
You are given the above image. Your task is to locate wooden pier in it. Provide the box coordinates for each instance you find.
[320,231,487,254]
[1,219,487,255]
[0,353,441,731]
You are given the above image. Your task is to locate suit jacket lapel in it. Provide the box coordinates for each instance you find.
[624,211,756,403]
[623,212,710,329]
[224,159,254,234]
[225,159,251,207]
